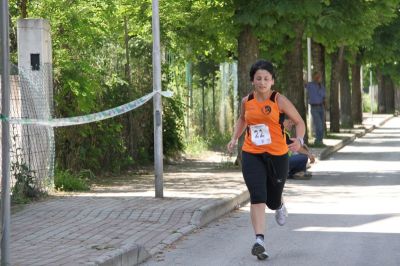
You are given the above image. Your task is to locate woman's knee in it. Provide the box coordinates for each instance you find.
[250,192,267,204]
[266,201,282,210]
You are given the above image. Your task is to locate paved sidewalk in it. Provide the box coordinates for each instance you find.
[3,114,393,265]
[309,113,393,159]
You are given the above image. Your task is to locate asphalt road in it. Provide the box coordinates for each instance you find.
[142,117,400,266]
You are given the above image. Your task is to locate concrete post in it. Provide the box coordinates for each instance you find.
[17,18,54,189]
[17,18,52,113]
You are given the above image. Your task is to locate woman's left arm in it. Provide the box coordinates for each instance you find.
[277,94,306,152]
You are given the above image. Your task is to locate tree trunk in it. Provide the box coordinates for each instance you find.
[282,24,307,128]
[185,61,193,137]
[351,53,362,124]
[329,46,345,132]
[395,86,400,111]
[238,26,259,100]
[19,0,28,18]
[124,16,132,84]
[127,112,135,157]
[212,74,216,126]
[311,40,326,86]
[9,16,17,59]
[377,68,386,114]
[202,83,206,135]
[237,25,259,162]
[123,17,136,157]
[340,59,353,128]
[385,75,395,114]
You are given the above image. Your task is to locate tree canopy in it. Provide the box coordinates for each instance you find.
[8,0,400,174]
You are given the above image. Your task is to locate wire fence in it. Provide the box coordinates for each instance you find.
[1,63,172,197]
[1,63,55,194]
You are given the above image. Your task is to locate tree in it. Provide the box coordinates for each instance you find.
[311,40,326,86]
[351,52,362,123]
[308,0,398,131]
[329,46,344,132]
[14,0,400,175]
[340,57,353,128]
[232,1,324,141]
[366,7,400,114]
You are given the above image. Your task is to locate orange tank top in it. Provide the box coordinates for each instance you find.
[242,91,288,155]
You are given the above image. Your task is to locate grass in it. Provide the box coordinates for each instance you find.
[184,132,231,155]
[308,142,327,148]
[54,169,91,192]
[325,133,346,139]
[184,135,209,155]
[362,93,377,113]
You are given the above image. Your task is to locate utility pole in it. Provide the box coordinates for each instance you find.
[151,0,163,198]
[1,0,11,264]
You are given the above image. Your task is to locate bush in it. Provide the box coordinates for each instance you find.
[163,97,185,158]
[184,135,208,155]
[362,93,377,113]
[10,134,44,204]
[54,169,91,192]
[206,131,231,151]
[184,131,231,155]
[11,161,42,204]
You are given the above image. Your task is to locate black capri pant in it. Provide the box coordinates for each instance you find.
[242,151,288,210]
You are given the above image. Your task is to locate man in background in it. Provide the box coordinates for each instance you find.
[306,71,326,146]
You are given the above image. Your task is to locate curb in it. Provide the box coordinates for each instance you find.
[92,243,150,266]
[319,115,394,160]
[367,114,394,132]
[147,190,250,260]
[95,190,250,266]
[319,135,355,160]
[190,190,250,228]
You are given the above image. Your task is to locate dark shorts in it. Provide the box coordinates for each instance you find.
[242,151,288,210]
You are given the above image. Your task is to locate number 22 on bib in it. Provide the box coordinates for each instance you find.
[250,124,271,146]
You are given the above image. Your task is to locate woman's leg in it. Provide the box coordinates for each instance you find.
[242,151,268,210]
[242,151,268,259]
[250,203,266,235]
[266,154,288,210]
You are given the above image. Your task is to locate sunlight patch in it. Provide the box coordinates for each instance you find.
[295,216,400,234]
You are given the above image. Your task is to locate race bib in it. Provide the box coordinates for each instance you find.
[250,124,271,146]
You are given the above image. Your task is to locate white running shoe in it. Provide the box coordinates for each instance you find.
[275,203,288,226]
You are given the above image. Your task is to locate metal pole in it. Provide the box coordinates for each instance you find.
[152,0,163,198]
[1,0,11,264]
[307,38,312,82]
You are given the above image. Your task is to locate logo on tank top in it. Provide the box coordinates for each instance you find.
[262,105,272,115]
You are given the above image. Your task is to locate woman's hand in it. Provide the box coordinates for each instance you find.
[308,153,316,164]
[227,139,237,154]
[288,138,302,152]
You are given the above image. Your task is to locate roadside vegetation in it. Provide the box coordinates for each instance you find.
[6,0,400,194]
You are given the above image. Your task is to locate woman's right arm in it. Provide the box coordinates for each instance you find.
[227,97,247,153]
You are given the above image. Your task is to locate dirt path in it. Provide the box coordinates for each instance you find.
[88,151,240,194]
